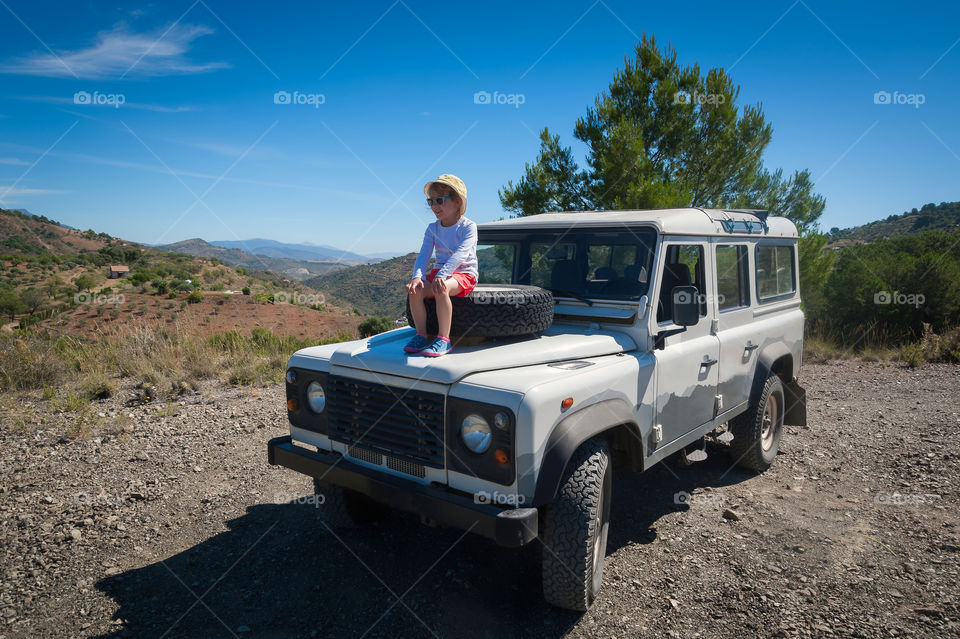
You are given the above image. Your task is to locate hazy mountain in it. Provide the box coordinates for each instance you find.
[306,253,417,318]
[209,238,373,264]
[156,238,348,280]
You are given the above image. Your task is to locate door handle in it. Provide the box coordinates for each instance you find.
[701,358,718,367]
[744,342,759,352]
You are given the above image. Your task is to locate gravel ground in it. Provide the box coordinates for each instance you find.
[1,360,958,638]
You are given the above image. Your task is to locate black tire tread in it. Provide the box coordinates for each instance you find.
[406,284,553,338]
[729,374,784,473]
[541,438,610,611]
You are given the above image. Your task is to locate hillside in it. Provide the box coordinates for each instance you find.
[829,201,960,244]
[0,211,361,341]
[306,253,416,318]
[1,208,119,255]
[156,238,348,281]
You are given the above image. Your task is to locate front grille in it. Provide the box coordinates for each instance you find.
[328,376,445,468]
[347,445,427,479]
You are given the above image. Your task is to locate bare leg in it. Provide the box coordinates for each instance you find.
[409,288,428,335]
[434,278,462,338]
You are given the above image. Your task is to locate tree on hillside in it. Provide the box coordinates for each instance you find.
[19,287,46,315]
[500,34,833,312]
[74,274,95,292]
[0,288,26,321]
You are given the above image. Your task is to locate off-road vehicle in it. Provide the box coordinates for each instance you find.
[268,207,807,611]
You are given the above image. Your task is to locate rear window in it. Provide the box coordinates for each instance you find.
[755,244,796,301]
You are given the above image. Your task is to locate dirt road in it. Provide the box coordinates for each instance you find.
[1,360,958,638]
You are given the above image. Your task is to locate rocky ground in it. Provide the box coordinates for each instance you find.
[1,360,958,638]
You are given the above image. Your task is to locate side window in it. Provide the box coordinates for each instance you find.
[716,245,749,310]
[755,244,796,301]
[657,244,705,323]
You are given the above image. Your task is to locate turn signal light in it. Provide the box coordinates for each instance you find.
[287,398,299,412]
[561,397,574,409]
[494,449,509,465]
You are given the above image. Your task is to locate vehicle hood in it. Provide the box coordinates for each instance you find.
[325,325,637,385]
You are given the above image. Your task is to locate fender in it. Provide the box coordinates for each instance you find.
[532,398,642,507]
[752,342,806,426]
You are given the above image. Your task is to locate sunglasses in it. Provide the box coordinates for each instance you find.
[426,196,453,206]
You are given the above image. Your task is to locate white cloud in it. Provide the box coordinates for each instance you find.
[15,95,199,113]
[0,157,30,166]
[0,23,229,79]
[0,186,63,197]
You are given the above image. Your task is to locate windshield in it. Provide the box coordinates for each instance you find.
[477,227,657,300]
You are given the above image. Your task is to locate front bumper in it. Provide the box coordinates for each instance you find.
[267,436,538,547]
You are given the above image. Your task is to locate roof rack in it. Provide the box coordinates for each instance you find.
[720,209,769,234]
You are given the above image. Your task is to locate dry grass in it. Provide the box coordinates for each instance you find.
[0,319,353,412]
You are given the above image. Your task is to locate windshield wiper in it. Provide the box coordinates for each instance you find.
[549,288,594,306]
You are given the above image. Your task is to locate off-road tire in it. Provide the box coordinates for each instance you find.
[406,284,553,338]
[540,437,612,611]
[729,374,785,472]
[313,479,385,528]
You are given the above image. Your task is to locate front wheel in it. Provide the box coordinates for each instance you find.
[541,438,612,611]
[729,374,785,472]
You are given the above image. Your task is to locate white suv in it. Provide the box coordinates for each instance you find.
[269,207,807,611]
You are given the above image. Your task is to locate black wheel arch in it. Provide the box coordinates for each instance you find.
[753,343,805,427]
[532,398,644,507]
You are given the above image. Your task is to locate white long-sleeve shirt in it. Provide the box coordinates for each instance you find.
[412,217,478,280]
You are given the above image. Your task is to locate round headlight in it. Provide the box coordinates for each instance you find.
[494,412,509,429]
[461,414,492,454]
[306,381,326,414]
[285,369,297,384]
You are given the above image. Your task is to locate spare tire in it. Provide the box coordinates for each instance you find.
[406,284,553,338]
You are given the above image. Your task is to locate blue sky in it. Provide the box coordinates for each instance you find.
[0,0,957,257]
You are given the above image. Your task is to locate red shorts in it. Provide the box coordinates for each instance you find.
[425,269,476,297]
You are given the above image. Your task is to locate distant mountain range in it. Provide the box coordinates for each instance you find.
[209,238,377,264]
[156,238,351,281]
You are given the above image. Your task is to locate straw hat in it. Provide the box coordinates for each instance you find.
[424,174,467,215]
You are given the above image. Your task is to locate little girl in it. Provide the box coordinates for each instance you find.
[404,174,478,357]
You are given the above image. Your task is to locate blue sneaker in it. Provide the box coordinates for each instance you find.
[421,337,452,357]
[403,333,430,353]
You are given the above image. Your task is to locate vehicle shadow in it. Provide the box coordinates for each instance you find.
[94,448,755,639]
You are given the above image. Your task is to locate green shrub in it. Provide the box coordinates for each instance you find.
[358,316,394,338]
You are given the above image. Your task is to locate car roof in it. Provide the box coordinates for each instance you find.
[477,207,799,239]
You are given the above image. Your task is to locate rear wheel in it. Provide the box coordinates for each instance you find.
[313,479,385,528]
[540,438,611,611]
[729,374,784,472]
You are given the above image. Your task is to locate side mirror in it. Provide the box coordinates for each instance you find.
[671,285,700,327]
